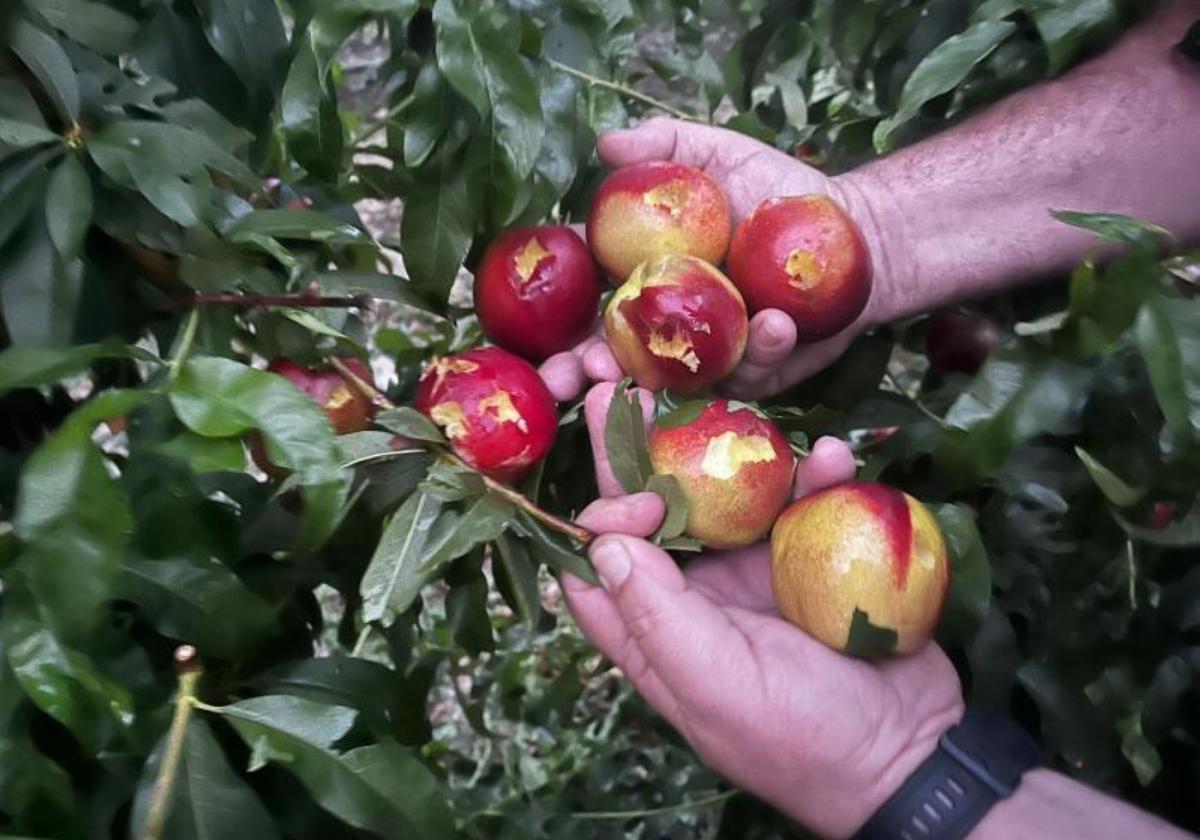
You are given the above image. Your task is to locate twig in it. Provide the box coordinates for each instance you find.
[167,309,200,383]
[139,646,202,840]
[326,356,594,547]
[546,58,699,123]
[571,788,739,820]
[882,372,948,429]
[351,625,372,657]
[349,93,417,148]
[160,293,372,311]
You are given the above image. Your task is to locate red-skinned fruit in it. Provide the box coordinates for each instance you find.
[475,226,601,361]
[604,254,748,394]
[414,347,558,484]
[771,481,950,657]
[268,358,376,434]
[587,161,732,282]
[1149,501,1177,530]
[726,195,872,341]
[649,400,796,549]
[924,310,1003,375]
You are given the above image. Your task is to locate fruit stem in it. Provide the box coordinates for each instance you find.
[167,308,200,383]
[139,646,202,840]
[161,293,372,311]
[348,92,417,148]
[325,357,595,547]
[546,58,700,123]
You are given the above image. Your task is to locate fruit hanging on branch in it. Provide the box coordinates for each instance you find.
[924,310,1003,375]
[771,482,949,658]
[474,226,601,361]
[588,161,732,282]
[604,254,749,394]
[727,195,872,341]
[268,357,377,434]
[414,347,558,484]
[649,400,796,549]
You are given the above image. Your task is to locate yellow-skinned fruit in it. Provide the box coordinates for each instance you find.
[771,482,950,657]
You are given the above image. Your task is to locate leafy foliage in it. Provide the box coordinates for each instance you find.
[0,0,1196,838]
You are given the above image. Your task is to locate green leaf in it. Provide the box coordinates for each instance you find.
[654,399,708,430]
[191,0,287,109]
[874,19,1016,152]
[1074,447,1146,507]
[2,612,133,753]
[843,607,898,660]
[129,718,280,840]
[152,432,247,474]
[1113,506,1200,548]
[0,118,59,149]
[0,211,83,348]
[399,161,473,305]
[169,357,348,548]
[374,406,445,444]
[225,209,368,245]
[359,489,444,625]
[511,511,597,585]
[1135,295,1200,443]
[44,155,91,260]
[446,556,494,655]
[25,0,138,54]
[1053,210,1172,251]
[433,0,544,180]
[14,416,131,640]
[116,556,278,659]
[9,20,79,123]
[254,656,409,740]
[493,532,542,629]
[213,696,452,839]
[646,474,689,542]
[0,339,155,397]
[932,504,991,643]
[1022,0,1118,74]
[87,121,257,228]
[604,383,652,494]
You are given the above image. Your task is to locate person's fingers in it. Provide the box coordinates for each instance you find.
[576,491,666,537]
[582,341,622,382]
[538,352,586,402]
[597,117,757,170]
[684,544,777,614]
[794,435,856,498]
[584,381,655,497]
[743,310,797,367]
[721,331,855,400]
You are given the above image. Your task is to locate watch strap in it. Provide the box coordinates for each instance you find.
[854,706,1041,840]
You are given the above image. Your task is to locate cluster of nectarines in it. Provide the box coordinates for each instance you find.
[265,158,948,659]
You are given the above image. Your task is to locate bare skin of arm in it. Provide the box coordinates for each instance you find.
[540,0,1200,401]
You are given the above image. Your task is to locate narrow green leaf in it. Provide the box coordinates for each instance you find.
[494,533,542,629]
[374,407,445,444]
[0,118,59,149]
[1053,210,1172,251]
[44,155,91,260]
[152,432,247,474]
[445,556,494,655]
[1022,0,1118,74]
[604,383,652,494]
[1136,295,1200,443]
[874,19,1016,152]
[932,504,991,643]
[191,0,287,108]
[0,339,155,397]
[843,607,898,660]
[26,0,138,54]
[511,511,597,585]
[225,208,367,245]
[399,161,473,304]
[360,489,444,625]
[1074,447,1146,507]
[129,718,280,840]
[0,212,83,348]
[646,474,689,542]
[10,20,79,122]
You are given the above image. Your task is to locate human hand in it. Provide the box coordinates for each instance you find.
[539,117,894,403]
[561,382,964,838]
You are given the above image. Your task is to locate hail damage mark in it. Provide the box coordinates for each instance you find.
[643,180,689,218]
[513,237,552,283]
[429,401,468,440]
[700,431,777,480]
[647,329,701,372]
[785,248,822,289]
[479,390,529,432]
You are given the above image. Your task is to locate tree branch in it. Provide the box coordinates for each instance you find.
[139,646,202,840]
[160,293,372,311]
[545,58,700,123]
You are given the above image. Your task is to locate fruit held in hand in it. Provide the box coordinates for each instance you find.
[414,347,557,484]
[604,254,748,394]
[771,482,949,657]
[924,310,1003,375]
[588,161,732,281]
[727,195,872,341]
[475,226,601,361]
[649,400,795,548]
[268,358,376,434]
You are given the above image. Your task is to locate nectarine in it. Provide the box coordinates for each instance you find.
[771,482,949,657]
[268,358,376,435]
[727,195,871,341]
[649,400,795,548]
[604,255,748,394]
[414,347,557,484]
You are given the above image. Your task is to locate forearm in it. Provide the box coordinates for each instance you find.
[971,769,1194,840]
[836,1,1200,325]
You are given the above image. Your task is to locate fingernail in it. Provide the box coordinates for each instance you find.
[590,538,632,592]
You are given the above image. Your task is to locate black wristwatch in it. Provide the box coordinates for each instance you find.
[854,706,1041,840]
